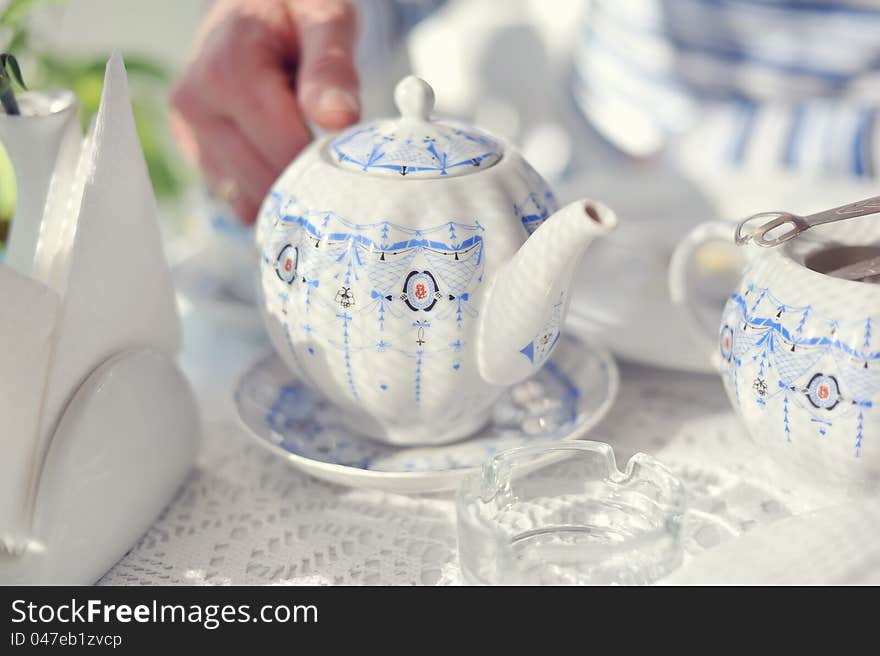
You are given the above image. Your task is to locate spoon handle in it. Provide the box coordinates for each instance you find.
[736,194,880,247]
[801,194,880,227]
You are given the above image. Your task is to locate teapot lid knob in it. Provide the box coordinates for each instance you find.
[394,75,435,121]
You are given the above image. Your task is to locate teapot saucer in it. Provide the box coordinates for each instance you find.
[233,327,619,493]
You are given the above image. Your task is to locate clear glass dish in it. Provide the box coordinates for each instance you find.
[456,441,687,585]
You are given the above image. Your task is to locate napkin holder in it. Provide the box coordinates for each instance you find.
[0,54,199,584]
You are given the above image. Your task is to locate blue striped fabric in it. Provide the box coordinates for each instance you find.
[392,0,448,33]
[574,0,880,177]
[378,0,879,179]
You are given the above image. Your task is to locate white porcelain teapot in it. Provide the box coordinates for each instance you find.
[256,76,617,445]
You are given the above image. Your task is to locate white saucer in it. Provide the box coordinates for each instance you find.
[234,329,619,493]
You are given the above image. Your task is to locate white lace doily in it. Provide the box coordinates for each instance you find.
[97,312,852,585]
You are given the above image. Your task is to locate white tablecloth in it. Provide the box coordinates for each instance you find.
[97,305,861,585]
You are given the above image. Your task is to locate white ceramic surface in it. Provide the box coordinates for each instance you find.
[257,76,617,446]
[0,89,79,278]
[234,329,619,493]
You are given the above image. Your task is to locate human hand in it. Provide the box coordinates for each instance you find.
[171,0,359,223]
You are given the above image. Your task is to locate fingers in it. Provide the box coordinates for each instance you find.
[170,0,361,225]
[182,11,314,173]
[224,65,314,172]
[171,92,276,224]
[201,119,277,224]
[290,0,360,130]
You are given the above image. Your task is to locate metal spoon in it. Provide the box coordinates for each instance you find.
[735,194,880,247]
[827,255,880,282]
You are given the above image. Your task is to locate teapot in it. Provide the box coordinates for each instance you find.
[256,76,617,445]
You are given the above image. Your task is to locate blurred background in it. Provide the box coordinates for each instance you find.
[0,0,586,246]
[0,0,205,246]
[0,0,597,337]
[1,0,876,370]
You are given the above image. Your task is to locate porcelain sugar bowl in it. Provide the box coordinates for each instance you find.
[720,221,880,493]
[255,76,617,445]
[675,212,880,494]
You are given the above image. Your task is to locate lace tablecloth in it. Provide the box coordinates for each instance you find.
[97,310,869,585]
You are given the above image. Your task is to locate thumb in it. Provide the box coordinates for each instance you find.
[291,0,360,130]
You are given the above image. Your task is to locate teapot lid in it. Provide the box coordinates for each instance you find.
[328,76,503,179]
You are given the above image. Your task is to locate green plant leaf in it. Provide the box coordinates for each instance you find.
[1,7,184,203]
[132,103,184,199]
[31,51,76,80]
[1,53,26,89]
[5,28,30,53]
[0,138,16,228]
[0,0,64,27]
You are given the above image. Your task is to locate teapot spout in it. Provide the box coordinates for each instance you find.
[477,199,617,385]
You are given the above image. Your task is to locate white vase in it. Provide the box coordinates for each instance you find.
[0,90,80,278]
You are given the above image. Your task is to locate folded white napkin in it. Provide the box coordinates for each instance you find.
[0,53,180,552]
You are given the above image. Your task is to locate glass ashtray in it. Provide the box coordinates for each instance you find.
[456,441,686,585]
